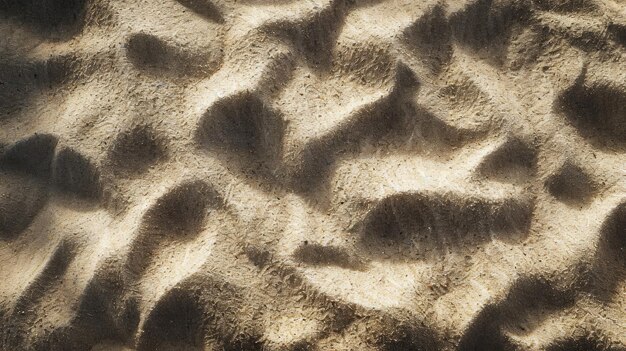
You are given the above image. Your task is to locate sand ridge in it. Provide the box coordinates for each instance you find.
[0,0,625,350]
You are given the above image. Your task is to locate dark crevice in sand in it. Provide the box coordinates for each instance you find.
[458,277,577,351]
[53,147,102,200]
[196,91,286,193]
[293,243,368,271]
[127,180,221,275]
[545,161,597,207]
[0,134,58,178]
[126,32,220,78]
[107,124,167,177]
[0,0,89,38]
[198,92,285,164]
[557,74,626,151]
[263,0,348,70]
[175,0,224,23]
[449,0,530,65]
[477,137,538,184]
[138,275,264,351]
[0,56,74,117]
[545,337,624,351]
[0,171,49,240]
[403,4,453,73]
[359,192,533,261]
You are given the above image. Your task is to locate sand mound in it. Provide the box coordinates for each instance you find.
[0,0,624,350]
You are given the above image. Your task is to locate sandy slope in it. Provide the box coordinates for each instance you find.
[0,0,625,350]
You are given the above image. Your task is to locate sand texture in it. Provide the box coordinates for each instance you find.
[0,0,625,350]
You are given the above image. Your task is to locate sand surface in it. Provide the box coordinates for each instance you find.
[0,0,625,350]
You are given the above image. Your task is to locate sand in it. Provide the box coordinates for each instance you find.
[0,0,625,350]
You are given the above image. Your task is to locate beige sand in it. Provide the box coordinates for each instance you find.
[0,0,625,350]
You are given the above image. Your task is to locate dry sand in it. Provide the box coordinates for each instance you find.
[0,0,625,350]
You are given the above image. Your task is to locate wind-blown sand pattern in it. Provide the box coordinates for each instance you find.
[0,0,625,350]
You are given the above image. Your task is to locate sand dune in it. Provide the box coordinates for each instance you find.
[0,0,624,350]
